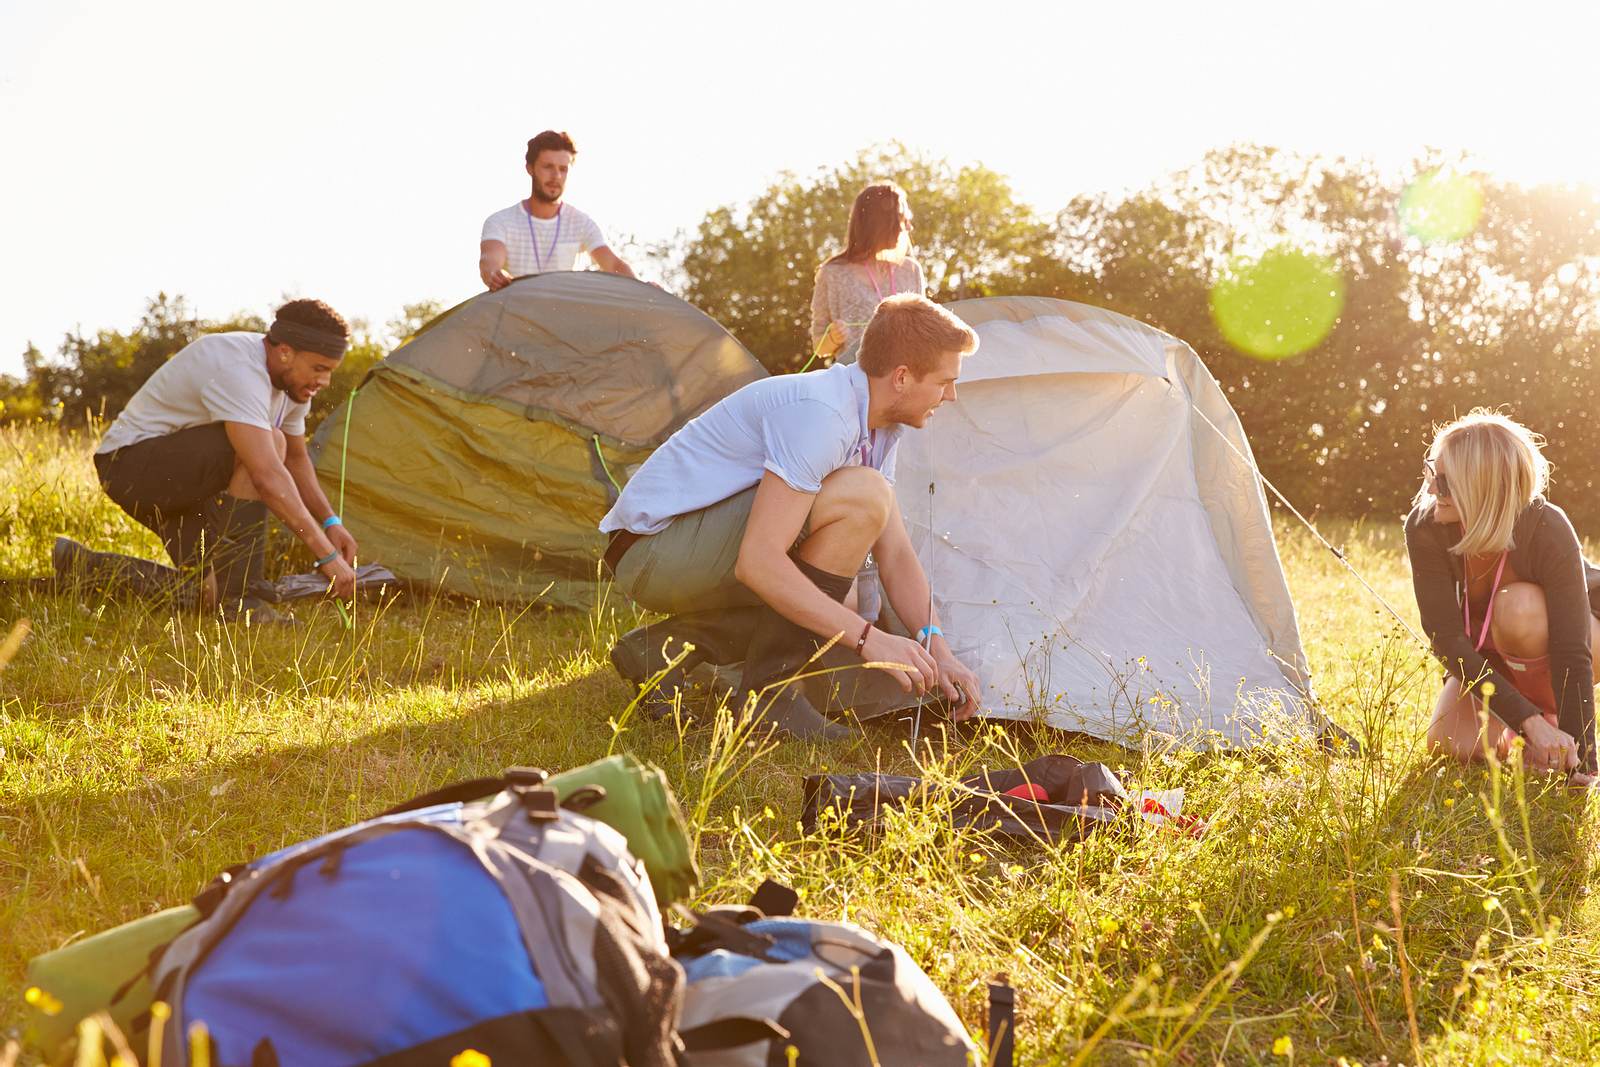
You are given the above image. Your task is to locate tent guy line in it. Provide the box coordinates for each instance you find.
[1178,386,1430,652]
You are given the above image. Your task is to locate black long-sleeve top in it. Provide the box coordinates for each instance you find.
[1405,497,1600,772]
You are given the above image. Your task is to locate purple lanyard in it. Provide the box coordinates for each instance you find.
[525,203,563,273]
[862,260,896,302]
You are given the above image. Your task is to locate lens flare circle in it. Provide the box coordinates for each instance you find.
[1209,246,1345,361]
[1399,169,1483,242]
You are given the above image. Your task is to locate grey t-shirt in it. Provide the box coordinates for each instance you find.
[600,361,901,536]
[96,332,309,454]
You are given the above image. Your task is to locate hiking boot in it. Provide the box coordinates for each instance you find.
[610,607,761,719]
[738,682,854,742]
[52,536,191,604]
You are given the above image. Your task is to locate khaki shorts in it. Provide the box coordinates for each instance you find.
[615,485,919,721]
[615,486,809,615]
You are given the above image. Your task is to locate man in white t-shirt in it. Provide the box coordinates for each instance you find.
[58,299,361,621]
[478,130,636,288]
[601,294,983,739]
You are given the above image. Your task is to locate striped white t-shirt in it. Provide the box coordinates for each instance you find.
[480,201,608,275]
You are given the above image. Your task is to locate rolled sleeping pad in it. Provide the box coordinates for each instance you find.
[25,904,200,1060]
[545,754,700,905]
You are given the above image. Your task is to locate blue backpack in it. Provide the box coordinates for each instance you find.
[147,768,683,1067]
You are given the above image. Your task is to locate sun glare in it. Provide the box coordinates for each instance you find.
[1398,169,1484,243]
[1209,246,1346,361]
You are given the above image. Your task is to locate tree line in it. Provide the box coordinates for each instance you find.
[9,142,1600,525]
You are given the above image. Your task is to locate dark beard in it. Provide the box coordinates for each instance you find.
[266,360,291,394]
[530,183,561,204]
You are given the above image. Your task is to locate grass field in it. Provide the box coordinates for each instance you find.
[3,422,1599,1066]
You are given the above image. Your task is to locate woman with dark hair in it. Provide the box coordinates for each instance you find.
[809,182,925,365]
[1406,409,1600,785]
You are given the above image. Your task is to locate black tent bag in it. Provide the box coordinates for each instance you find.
[800,754,1126,843]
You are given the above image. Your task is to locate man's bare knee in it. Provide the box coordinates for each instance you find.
[815,467,892,530]
[1491,582,1548,657]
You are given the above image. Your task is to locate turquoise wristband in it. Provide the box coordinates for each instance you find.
[314,550,340,568]
[918,625,943,643]
[321,515,343,529]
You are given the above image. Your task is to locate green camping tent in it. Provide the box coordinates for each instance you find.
[312,273,767,606]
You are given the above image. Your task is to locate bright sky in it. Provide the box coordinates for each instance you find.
[3,0,1598,374]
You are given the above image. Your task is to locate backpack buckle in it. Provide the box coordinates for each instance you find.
[515,784,561,821]
[505,766,549,787]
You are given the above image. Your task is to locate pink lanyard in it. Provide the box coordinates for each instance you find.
[1465,551,1509,652]
[862,260,896,302]
[525,203,563,272]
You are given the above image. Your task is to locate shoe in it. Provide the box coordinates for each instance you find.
[739,682,854,742]
[50,536,84,577]
[52,536,191,604]
[611,627,700,719]
[610,607,761,719]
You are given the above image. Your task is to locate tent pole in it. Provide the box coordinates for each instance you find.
[911,481,936,749]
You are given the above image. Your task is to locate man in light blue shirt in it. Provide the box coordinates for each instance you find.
[602,294,982,739]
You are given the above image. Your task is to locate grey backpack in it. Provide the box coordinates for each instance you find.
[671,906,978,1067]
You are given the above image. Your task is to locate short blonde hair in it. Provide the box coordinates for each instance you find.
[1415,409,1550,555]
[857,294,978,377]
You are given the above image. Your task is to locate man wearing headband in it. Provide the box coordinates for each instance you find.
[60,299,359,621]
[478,129,636,289]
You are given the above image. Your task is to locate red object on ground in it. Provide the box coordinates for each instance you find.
[1002,783,1050,802]
[1141,797,1207,837]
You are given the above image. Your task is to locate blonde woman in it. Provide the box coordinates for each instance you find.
[809,182,926,365]
[1407,410,1600,783]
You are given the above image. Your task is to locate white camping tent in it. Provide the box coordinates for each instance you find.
[896,296,1316,747]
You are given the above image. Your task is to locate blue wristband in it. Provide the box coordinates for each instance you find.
[918,625,943,643]
[321,515,343,529]
[314,550,340,568]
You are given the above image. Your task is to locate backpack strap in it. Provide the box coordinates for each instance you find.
[192,863,249,918]
[377,766,550,816]
[666,880,800,958]
[667,905,777,960]
[678,1017,792,1052]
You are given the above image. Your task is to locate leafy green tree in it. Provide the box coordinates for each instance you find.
[1025,145,1600,523]
[31,294,211,424]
